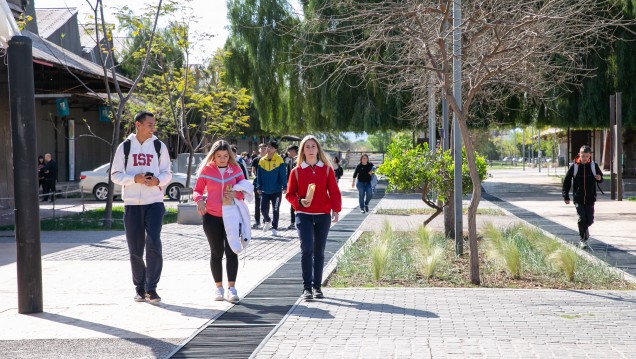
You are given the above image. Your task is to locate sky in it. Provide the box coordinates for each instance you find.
[34,0,229,63]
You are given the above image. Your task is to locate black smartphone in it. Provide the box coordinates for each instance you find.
[145,172,154,178]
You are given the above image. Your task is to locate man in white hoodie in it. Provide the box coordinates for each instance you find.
[111,111,172,303]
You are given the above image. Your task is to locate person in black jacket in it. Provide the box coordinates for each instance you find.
[351,154,375,213]
[42,153,58,202]
[285,144,299,229]
[251,143,267,229]
[562,145,603,249]
[37,155,46,193]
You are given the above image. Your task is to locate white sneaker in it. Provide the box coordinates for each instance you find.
[271,229,278,236]
[262,221,271,231]
[226,287,240,303]
[214,287,224,301]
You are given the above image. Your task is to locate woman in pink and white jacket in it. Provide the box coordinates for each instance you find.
[193,140,246,303]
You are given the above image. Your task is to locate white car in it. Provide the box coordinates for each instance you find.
[79,163,196,201]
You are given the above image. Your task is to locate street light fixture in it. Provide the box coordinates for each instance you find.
[1,0,43,314]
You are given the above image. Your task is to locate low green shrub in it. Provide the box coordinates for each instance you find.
[483,222,522,278]
[548,248,578,282]
[413,226,446,278]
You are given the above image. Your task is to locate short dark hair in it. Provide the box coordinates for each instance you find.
[135,110,154,123]
[231,145,238,154]
[258,143,267,148]
[287,145,299,153]
[267,139,279,149]
[580,145,592,154]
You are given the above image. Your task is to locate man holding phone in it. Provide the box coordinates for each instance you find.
[111,111,172,302]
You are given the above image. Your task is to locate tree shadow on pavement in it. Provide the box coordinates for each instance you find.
[315,297,439,318]
[566,289,636,304]
[150,302,223,320]
[33,312,177,358]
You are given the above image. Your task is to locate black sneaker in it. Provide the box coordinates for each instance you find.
[302,288,313,300]
[145,290,161,302]
[134,288,146,302]
[365,206,369,213]
[252,223,261,229]
[287,223,296,230]
[312,287,324,299]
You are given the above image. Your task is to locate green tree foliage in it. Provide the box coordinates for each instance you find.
[224,0,299,133]
[516,3,636,129]
[224,0,408,133]
[115,2,184,77]
[378,135,488,225]
[119,2,251,185]
[367,132,393,152]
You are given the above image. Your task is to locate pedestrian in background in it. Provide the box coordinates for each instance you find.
[285,144,299,230]
[256,139,287,236]
[352,154,375,213]
[193,140,246,303]
[251,143,267,229]
[42,153,58,202]
[37,155,45,194]
[286,135,342,300]
[111,111,172,302]
[333,156,344,183]
[232,145,250,179]
[562,145,603,249]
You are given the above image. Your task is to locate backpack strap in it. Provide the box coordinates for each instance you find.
[123,138,162,171]
[123,139,131,171]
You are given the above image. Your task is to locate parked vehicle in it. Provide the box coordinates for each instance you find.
[79,163,194,201]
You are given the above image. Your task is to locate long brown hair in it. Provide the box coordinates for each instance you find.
[297,135,332,168]
[197,140,238,175]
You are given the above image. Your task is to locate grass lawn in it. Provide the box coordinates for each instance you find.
[0,206,178,231]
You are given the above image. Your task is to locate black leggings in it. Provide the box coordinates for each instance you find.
[202,214,238,283]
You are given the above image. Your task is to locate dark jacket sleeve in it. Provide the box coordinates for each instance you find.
[562,165,573,200]
[352,164,360,179]
[255,163,262,190]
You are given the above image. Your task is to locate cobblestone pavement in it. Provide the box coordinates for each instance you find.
[255,288,636,358]
[0,176,359,359]
[42,221,302,262]
[254,169,636,358]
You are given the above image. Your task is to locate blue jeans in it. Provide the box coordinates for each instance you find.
[356,181,373,210]
[124,202,165,292]
[296,213,331,289]
[260,192,282,229]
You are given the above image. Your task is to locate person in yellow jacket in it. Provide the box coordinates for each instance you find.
[255,139,287,236]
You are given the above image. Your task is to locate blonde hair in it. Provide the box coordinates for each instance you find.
[297,135,332,169]
[196,140,238,175]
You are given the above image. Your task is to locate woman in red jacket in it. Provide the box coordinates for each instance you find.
[286,135,342,300]
[193,140,245,303]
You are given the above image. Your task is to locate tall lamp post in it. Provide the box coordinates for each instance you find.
[1,0,43,314]
[453,0,463,254]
